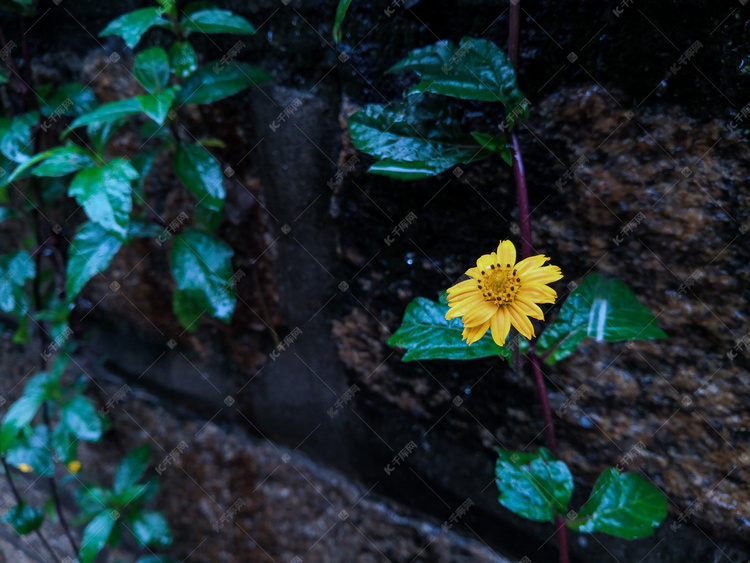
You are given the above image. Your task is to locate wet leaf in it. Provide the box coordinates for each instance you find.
[169,41,198,80]
[68,159,136,237]
[79,510,118,563]
[537,273,667,365]
[332,0,353,44]
[114,445,151,494]
[174,142,225,212]
[388,297,527,362]
[178,62,271,105]
[66,222,123,301]
[182,8,255,35]
[349,98,499,179]
[170,229,236,331]
[2,500,43,535]
[495,447,573,522]
[99,7,170,49]
[129,509,172,547]
[567,468,667,539]
[387,37,528,128]
[134,46,170,94]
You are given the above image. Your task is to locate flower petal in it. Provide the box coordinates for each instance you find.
[447,279,479,297]
[463,320,491,345]
[496,240,516,268]
[490,307,511,346]
[521,265,563,285]
[518,283,557,303]
[462,301,497,326]
[445,295,485,318]
[477,252,496,270]
[513,295,545,320]
[515,255,549,276]
[509,306,535,339]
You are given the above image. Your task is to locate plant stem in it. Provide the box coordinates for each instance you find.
[1,458,62,563]
[507,2,569,562]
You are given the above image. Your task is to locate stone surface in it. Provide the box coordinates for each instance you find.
[1,1,750,562]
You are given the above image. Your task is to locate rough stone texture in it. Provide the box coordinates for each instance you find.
[1,1,750,562]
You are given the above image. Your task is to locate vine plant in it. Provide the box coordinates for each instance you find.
[0,0,268,561]
[339,2,669,562]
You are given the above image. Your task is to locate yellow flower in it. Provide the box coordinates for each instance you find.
[446,240,562,346]
[17,463,33,473]
[67,460,82,474]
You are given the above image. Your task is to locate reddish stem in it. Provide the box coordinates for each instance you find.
[507,2,569,562]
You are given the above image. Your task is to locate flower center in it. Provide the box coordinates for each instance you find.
[477,263,521,305]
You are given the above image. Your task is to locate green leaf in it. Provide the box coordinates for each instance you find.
[387,37,528,127]
[66,222,123,302]
[0,250,35,318]
[348,98,498,179]
[31,146,96,178]
[67,98,143,132]
[182,8,255,34]
[39,82,97,118]
[79,510,118,563]
[0,67,7,85]
[387,297,527,362]
[136,88,177,126]
[495,447,573,522]
[568,468,667,539]
[60,394,103,442]
[87,119,126,157]
[128,509,172,547]
[0,372,54,454]
[4,424,55,476]
[134,46,171,94]
[76,486,112,517]
[99,7,169,49]
[470,132,512,166]
[2,500,44,535]
[0,0,35,15]
[169,41,198,79]
[69,159,136,237]
[114,445,151,494]
[174,142,225,212]
[51,424,77,464]
[0,112,39,163]
[170,229,236,330]
[178,62,271,105]
[537,273,668,365]
[332,0,353,44]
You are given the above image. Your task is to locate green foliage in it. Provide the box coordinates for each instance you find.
[568,468,667,539]
[332,0,353,44]
[496,450,667,539]
[79,510,119,563]
[99,7,170,49]
[348,98,508,179]
[178,61,271,105]
[77,446,170,562]
[495,448,573,522]
[170,229,237,331]
[169,41,199,79]
[0,2,258,560]
[182,8,256,35]
[537,273,668,365]
[66,222,124,302]
[174,142,226,212]
[387,37,529,127]
[388,296,527,362]
[0,251,35,322]
[68,159,136,237]
[2,500,44,535]
[134,47,171,94]
[347,38,520,179]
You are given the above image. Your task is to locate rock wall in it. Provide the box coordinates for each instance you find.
[2,1,749,562]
